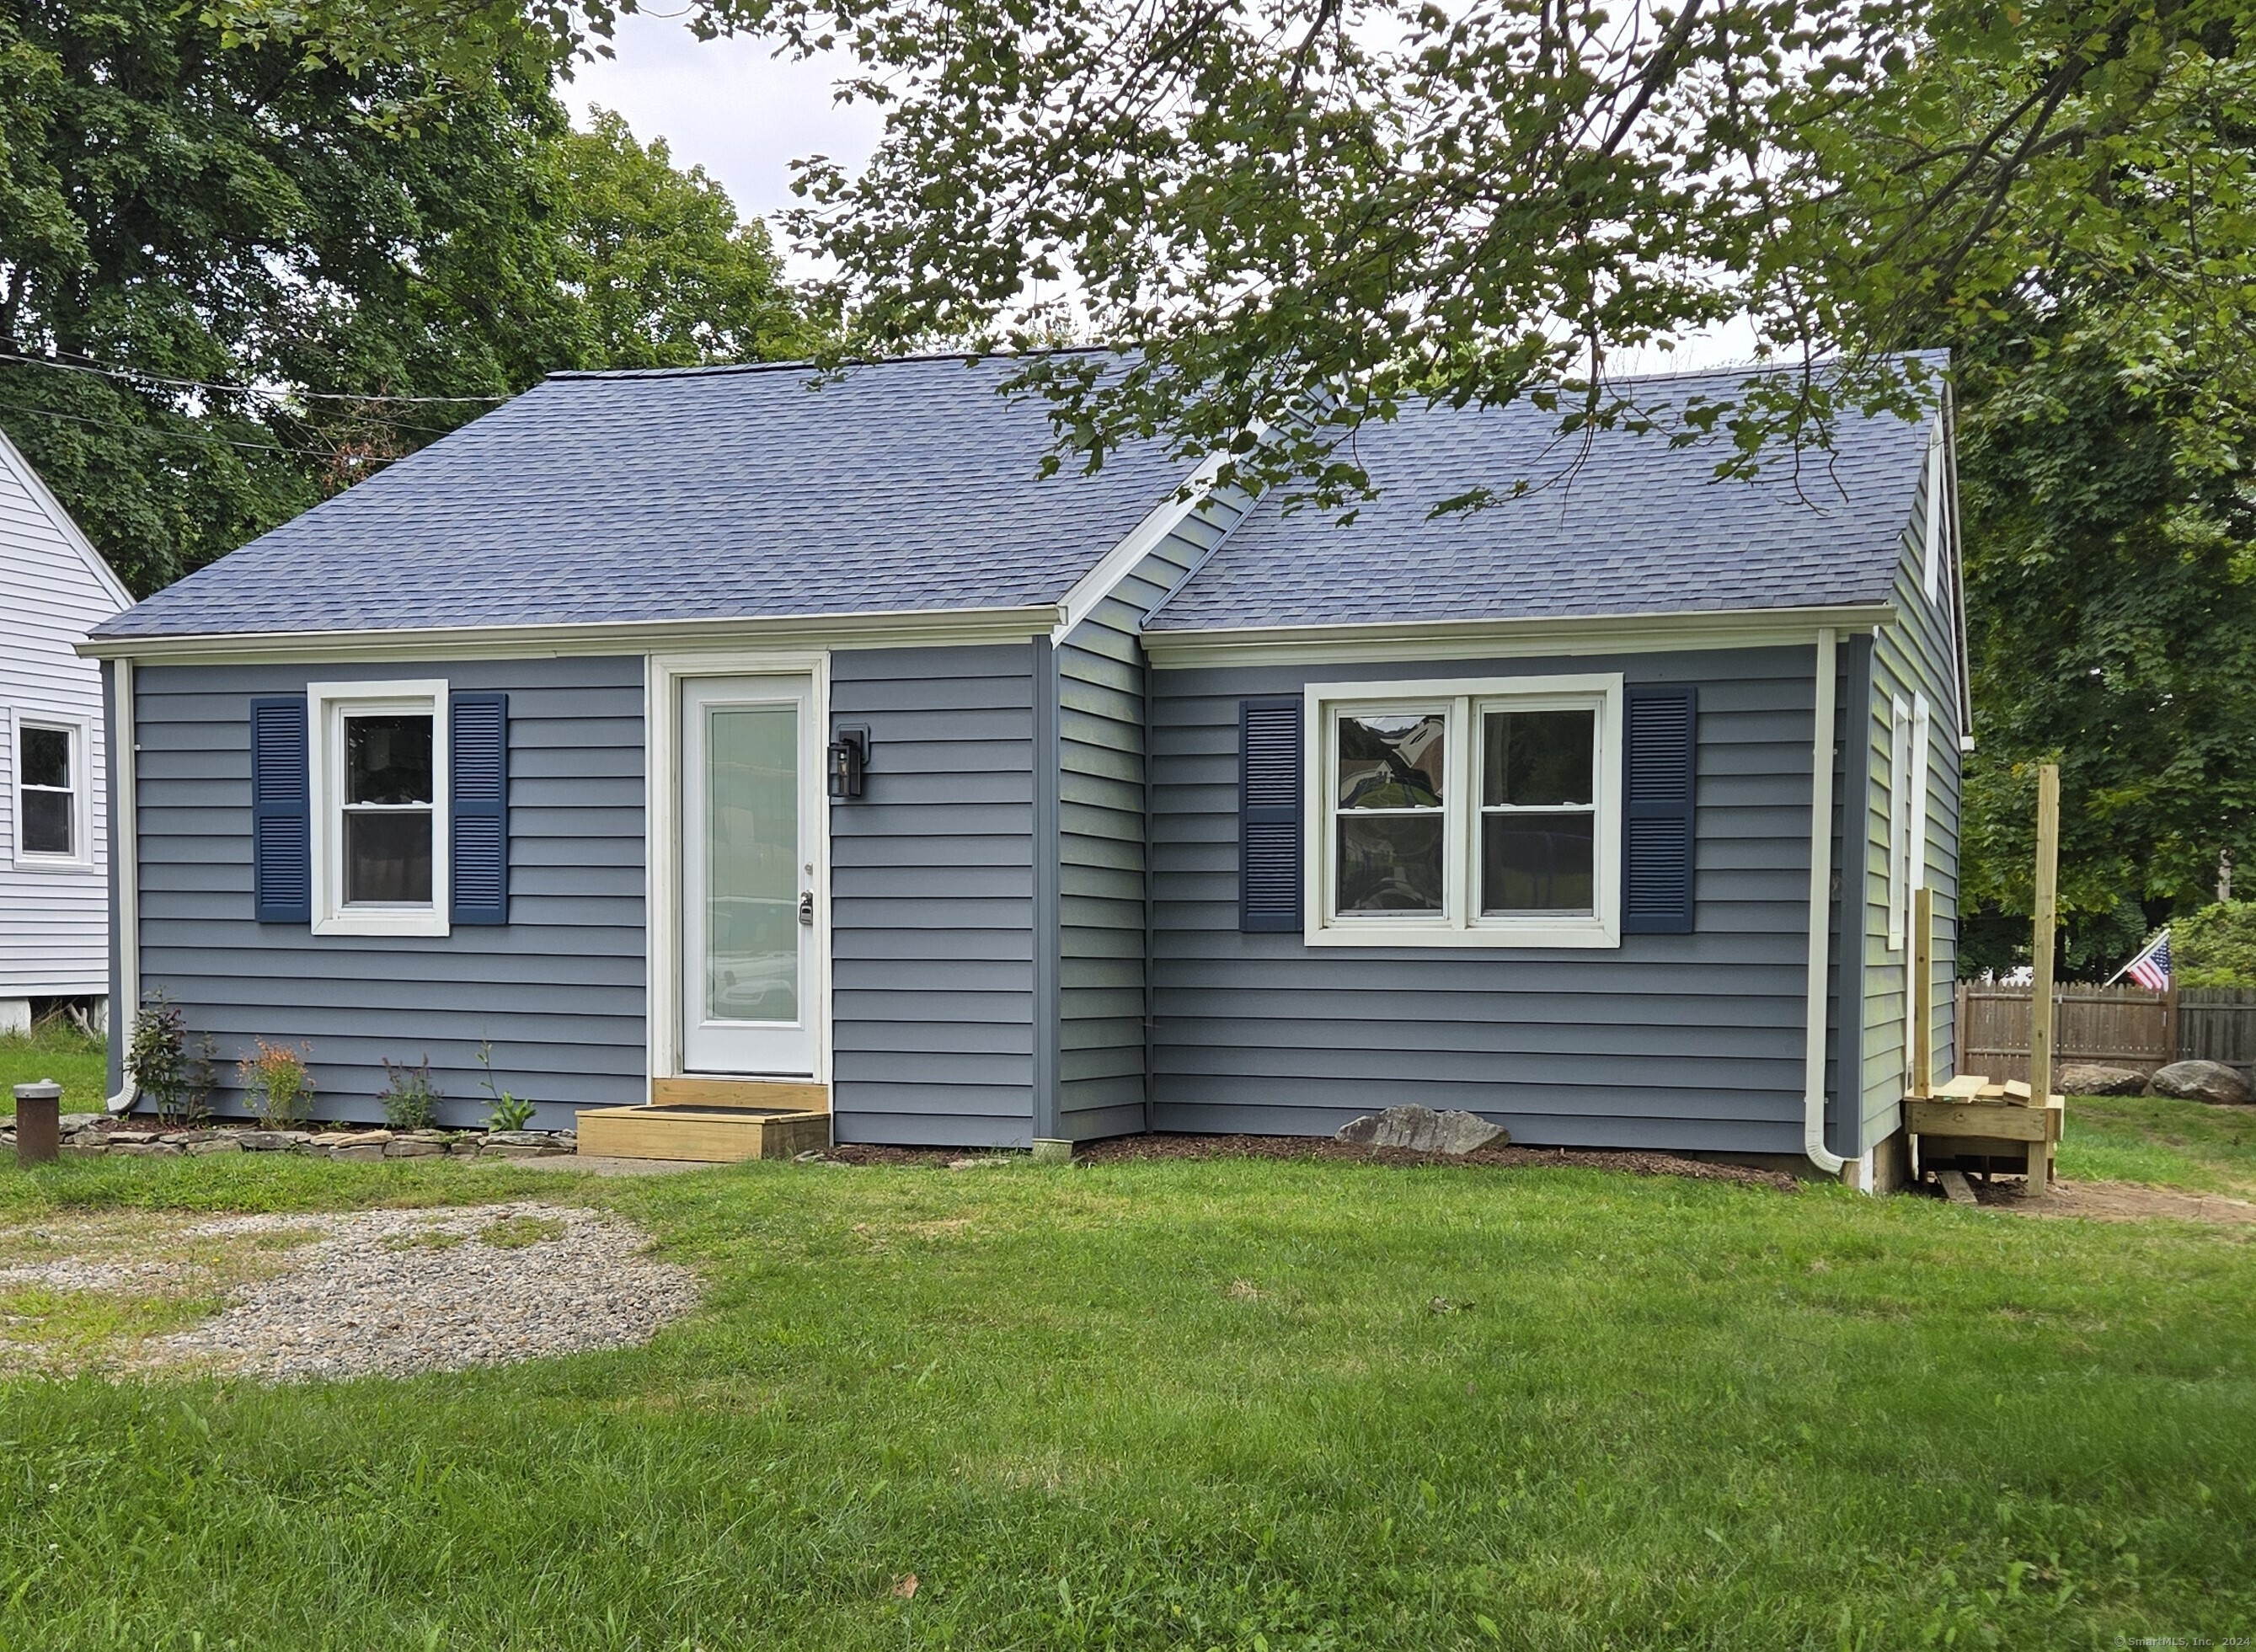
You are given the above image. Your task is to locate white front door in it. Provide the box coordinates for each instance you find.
[680,675,819,1076]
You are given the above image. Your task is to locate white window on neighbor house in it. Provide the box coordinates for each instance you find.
[308,679,449,938]
[1307,673,1623,948]
[10,714,91,867]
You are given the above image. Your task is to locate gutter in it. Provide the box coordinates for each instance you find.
[1802,629,1844,1176]
[105,658,139,1115]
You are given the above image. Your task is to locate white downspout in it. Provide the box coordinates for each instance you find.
[1804,629,1847,1176]
[104,657,139,1115]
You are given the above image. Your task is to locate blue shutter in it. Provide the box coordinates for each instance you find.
[1239,697,1303,933]
[1622,685,1697,934]
[450,692,509,925]
[249,696,310,923]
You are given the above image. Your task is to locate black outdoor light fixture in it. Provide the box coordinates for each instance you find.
[828,725,869,799]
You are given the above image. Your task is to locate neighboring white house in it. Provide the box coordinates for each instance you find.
[0,428,131,1033]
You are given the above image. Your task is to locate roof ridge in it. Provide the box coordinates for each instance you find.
[544,345,1121,383]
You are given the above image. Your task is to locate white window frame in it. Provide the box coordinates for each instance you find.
[308,679,450,938]
[8,710,94,871]
[1303,673,1624,948]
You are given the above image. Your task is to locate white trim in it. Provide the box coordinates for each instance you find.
[104,659,138,1114]
[1302,672,1623,948]
[307,678,451,938]
[1922,416,1946,602]
[1144,604,1898,670]
[1053,450,1232,642]
[78,605,1056,666]
[1804,628,1847,1177]
[644,649,834,1090]
[0,426,134,612]
[8,709,96,871]
[1884,694,1911,952]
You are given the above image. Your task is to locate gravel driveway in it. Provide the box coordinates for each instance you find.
[2,1202,699,1380]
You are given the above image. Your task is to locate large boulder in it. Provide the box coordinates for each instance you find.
[1335,1104,1507,1155]
[2058,1063,2149,1097]
[2149,1060,2256,1105]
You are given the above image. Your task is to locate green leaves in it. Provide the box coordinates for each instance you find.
[0,5,819,595]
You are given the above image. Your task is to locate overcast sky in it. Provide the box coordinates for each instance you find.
[563,19,1756,372]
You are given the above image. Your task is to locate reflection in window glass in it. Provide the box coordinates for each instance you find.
[1482,709,1593,805]
[706,704,799,1024]
[1336,713,1445,809]
[1337,815,1446,912]
[20,726,69,789]
[345,810,434,903]
[1481,815,1596,912]
[346,716,433,805]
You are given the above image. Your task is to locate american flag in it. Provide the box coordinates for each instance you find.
[2125,931,2173,991]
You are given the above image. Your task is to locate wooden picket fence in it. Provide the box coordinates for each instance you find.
[1954,983,2256,1083]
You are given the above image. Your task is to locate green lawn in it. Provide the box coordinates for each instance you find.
[0,1022,109,1116]
[0,1148,2250,1649]
[2059,1093,2256,1195]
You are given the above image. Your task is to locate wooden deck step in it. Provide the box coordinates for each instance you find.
[578,1098,831,1163]
[650,1076,828,1115]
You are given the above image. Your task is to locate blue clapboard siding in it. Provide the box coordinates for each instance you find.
[1148,645,1824,1154]
[131,657,644,1129]
[1053,492,1250,1142]
[1856,434,1966,1152]
[830,644,1040,1147]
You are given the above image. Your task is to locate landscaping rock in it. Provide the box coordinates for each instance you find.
[2059,1063,2149,1096]
[402,1130,452,1144]
[329,1130,393,1148]
[486,1131,557,1147]
[478,1141,570,1159]
[234,1131,299,1152]
[446,1141,483,1157]
[58,1113,103,1132]
[1335,1104,1508,1155]
[185,1137,243,1156]
[2150,1060,2255,1104]
[327,1144,386,1162]
[383,1140,443,1157]
[108,1130,157,1146]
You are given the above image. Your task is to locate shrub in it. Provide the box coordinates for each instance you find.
[378,1057,442,1131]
[126,993,187,1116]
[2170,901,2256,987]
[238,1040,314,1129]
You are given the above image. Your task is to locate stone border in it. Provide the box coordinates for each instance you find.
[3,1117,578,1163]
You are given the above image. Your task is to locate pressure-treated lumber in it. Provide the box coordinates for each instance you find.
[577,1104,830,1163]
[2028,763,2061,1195]
[650,1076,829,1114]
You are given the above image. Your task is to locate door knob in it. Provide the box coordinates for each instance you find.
[798,890,815,926]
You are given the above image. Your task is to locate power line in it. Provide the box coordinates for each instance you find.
[0,392,380,464]
[0,348,511,406]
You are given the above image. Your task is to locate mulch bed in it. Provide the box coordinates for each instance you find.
[822,1134,1801,1190]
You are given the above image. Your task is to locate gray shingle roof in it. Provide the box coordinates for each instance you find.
[1147,366,1933,632]
[97,355,1193,639]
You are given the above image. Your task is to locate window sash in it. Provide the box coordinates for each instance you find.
[1315,680,1621,941]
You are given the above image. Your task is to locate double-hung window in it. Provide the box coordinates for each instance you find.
[308,680,450,937]
[1310,674,1624,946]
[12,716,88,866]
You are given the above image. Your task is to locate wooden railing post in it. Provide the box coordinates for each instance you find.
[2028,764,2060,1195]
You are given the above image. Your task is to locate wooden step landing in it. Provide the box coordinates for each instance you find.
[577,1102,831,1163]
[650,1076,828,1113]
